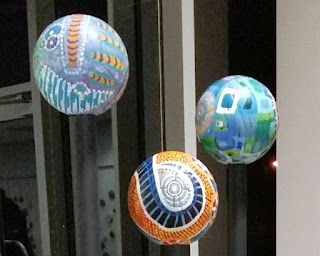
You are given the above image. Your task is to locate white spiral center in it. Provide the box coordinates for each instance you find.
[168,182,180,195]
[154,161,195,212]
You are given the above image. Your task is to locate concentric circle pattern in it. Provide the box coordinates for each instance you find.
[33,14,129,115]
[128,151,219,245]
[196,75,278,165]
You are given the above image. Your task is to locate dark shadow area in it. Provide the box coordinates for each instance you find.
[55,0,108,19]
[0,0,30,87]
[0,189,33,256]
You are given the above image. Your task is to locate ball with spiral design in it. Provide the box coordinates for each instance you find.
[128,151,219,245]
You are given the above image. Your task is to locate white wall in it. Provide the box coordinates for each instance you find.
[277,1,320,255]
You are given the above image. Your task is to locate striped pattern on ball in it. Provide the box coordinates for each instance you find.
[38,65,113,114]
[33,14,129,115]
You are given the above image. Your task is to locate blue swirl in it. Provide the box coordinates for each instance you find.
[137,156,204,228]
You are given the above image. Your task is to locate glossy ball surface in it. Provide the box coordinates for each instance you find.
[196,75,278,164]
[128,151,219,245]
[33,14,129,115]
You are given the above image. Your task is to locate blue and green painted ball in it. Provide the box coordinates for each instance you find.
[195,75,278,165]
[33,14,129,115]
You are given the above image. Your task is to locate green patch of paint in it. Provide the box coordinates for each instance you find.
[223,148,240,158]
[200,136,218,151]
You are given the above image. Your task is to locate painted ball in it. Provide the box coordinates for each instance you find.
[128,151,219,245]
[196,75,278,165]
[33,14,129,115]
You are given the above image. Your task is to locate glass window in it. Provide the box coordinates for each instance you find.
[0,0,30,87]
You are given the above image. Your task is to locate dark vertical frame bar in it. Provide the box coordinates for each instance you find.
[228,1,276,255]
[112,0,145,255]
[69,116,100,256]
[194,0,229,254]
[134,0,149,255]
[60,115,76,256]
[228,164,247,256]
[39,103,71,256]
[0,191,5,256]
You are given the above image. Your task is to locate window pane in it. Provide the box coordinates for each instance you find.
[0,0,30,87]
[0,117,40,256]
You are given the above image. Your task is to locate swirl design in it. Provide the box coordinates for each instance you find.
[128,151,219,245]
[195,92,214,135]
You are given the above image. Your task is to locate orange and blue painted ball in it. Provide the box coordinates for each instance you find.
[33,14,129,115]
[128,151,219,245]
[196,75,278,165]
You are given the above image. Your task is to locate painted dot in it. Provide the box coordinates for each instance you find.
[47,36,58,49]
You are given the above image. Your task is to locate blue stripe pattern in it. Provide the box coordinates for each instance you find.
[38,65,113,114]
[137,157,204,229]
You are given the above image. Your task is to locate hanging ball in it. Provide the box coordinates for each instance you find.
[196,75,278,165]
[128,151,219,245]
[32,14,129,115]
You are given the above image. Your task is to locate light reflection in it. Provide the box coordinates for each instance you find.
[272,160,278,168]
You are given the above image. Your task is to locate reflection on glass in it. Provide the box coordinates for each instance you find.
[0,117,39,256]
